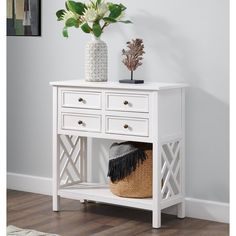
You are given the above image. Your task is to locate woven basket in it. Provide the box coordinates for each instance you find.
[109,149,152,198]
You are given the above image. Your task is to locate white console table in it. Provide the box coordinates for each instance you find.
[50,80,187,228]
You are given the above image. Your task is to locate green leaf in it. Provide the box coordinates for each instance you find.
[67,1,86,15]
[119,3,126,11]
[75,22,80,28]
[65,1,69,10]
[56,9,66,21]
[108,3,115,10]
[93,22,102,37]
[108,4,122,19]
[65,18,78,27]
[97,0,102,4]
[81,22,91,33]
[119,20,132,24]
[63,27,69,37]
[103,17,117,23]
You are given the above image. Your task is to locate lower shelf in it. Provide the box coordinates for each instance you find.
[58,183,153,211]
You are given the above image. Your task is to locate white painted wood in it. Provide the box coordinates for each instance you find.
[52,86,60,211]
[86,138,93,183]
[58,135,82,186]
[152,140,162,228]
[80,137,87,182]
[152,91,161,228]
[59,128,153,143]
[7,172,52,195]
[161,140,181,199]
[105,92,149,113]
[61,113,101,133]
[60,108,149,118]
[79,137,87,203]
[50,80,188,91]
[185,198,229,223]
[58,183,153,210]
[101,90,106,134]
[51,81,187,228]
[60,89,102,110]
[106,116,149,137]
[178,89,186,218]
[158,89,182,137]
[161,195,183,209]
[7,172,229,224]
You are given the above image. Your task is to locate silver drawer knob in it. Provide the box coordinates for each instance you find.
[78,120,83,125]
[123,124,129,129]
[78,98,83,102]
[123,101,129,105]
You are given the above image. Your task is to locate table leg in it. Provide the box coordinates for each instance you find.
[152,141,161,228]
[52,87,60,211]
[53,135,60,211]
[80,137,87,204]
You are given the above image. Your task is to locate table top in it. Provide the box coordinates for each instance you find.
[50,80,188,91]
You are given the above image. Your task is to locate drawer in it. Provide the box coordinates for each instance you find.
[61,90,102,110]
[61,113,101,133]
[106,116,149,137]
[106,93,149,113]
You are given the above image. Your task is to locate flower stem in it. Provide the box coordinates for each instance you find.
[102,22,109,30]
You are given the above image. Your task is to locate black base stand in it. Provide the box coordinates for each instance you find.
[119,79,144,84]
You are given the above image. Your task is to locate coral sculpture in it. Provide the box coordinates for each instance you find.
[122,38,145,80]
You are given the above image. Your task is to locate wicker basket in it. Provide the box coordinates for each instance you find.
[109,149,152,198]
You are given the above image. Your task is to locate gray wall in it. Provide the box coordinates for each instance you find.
[7,0,229,203]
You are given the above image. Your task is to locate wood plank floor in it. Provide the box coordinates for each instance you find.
[7,190,229,236]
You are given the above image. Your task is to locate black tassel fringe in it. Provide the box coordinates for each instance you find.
[107,149,147,183]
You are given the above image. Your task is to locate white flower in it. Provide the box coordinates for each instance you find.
[62,10,78,21]
[97,2,108,16]
[86,2,94,9]
[84,8,97,22]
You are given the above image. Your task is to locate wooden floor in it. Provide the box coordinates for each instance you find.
[7,190,229,236]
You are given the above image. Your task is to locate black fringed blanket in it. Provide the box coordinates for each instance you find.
[107,142,147,182]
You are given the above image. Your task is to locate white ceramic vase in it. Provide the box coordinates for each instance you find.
[85,35,108,82]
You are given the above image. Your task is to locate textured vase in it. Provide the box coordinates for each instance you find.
[85,35,108,82]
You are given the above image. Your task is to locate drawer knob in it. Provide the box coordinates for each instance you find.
[123,124,129,129]
[78,98,83,102]
[78,120,83,125]
[123,101,129,105]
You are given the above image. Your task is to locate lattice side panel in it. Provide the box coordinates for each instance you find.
[161,140,181,200]
[58,135,82,187]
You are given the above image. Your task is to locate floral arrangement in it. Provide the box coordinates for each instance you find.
[56,0,131,38]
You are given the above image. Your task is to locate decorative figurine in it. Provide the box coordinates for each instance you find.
[119,38,145,84]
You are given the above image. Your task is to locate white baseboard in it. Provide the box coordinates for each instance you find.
[7,172,52,195]
[163,197,229,223]
[7,172,229,224]
[185,197,229,223]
